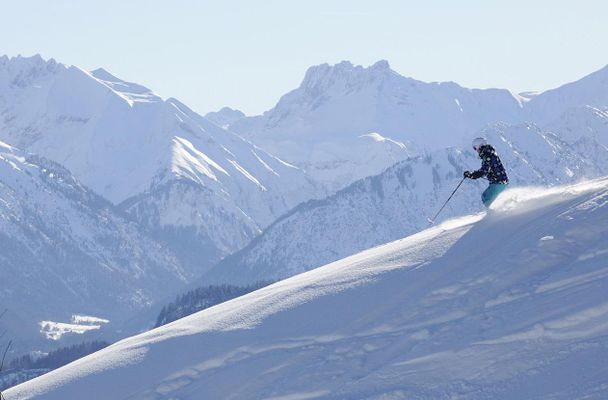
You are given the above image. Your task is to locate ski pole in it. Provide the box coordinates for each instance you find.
[427,177,466,225]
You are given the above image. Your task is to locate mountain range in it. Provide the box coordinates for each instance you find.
[2,54,608,358]
[0,54,321,271]
[221,60,608,193]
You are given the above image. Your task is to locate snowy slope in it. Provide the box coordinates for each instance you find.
[227,60,608,193]
[0,141,187,352]
[7,178,608,399]
[0,55,319,264]
[205,120,608,284]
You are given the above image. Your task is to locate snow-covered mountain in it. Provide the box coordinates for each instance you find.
[3,54,608,351]
[204,118,608,284]
[3,55,606,270]
[199,61,608,284]
[525,65,608,123]
[225,60,608,193]
[225,60,518,191]
[8,178,608,399]
[0,141,188,352]
[0,55,320,266]
[205,107,246,128]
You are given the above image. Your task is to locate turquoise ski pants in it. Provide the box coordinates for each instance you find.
[482,183,508,207]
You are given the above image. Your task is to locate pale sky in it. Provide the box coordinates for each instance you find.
[1,1,606,115]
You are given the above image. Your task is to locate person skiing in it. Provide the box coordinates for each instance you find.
[464,137,509,207]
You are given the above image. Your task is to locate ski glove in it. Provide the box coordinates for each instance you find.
[463,171,472,178]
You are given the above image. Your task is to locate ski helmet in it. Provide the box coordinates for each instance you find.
[472,137,487,151]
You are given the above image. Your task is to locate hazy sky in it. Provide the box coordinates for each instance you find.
[1,1,606,115]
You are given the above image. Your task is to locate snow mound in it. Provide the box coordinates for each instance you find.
[7,178,608,399]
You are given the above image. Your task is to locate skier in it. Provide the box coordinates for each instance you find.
[463,137,509,207]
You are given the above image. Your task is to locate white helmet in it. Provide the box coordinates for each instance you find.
[472,137,487,151]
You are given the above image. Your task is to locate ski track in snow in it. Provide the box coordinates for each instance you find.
[7,178,608,399]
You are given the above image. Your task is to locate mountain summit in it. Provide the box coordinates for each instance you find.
[300,59,393,90]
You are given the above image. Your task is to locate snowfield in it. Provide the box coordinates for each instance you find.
[7,178,608,399]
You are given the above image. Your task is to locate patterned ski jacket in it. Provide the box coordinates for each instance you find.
[470,145,509,184]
